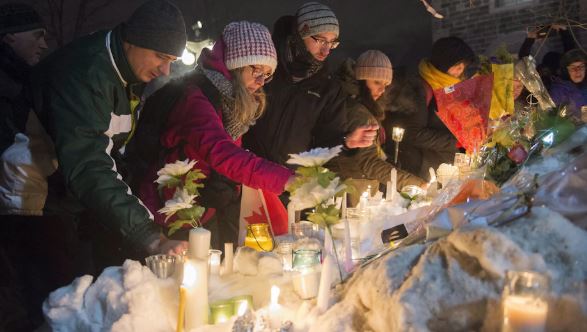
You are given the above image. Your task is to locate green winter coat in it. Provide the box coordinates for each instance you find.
[33,27,159,249]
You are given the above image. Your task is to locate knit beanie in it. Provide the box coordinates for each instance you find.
[222,21,277,72]
[122,0,186,57]
[0,3,44,35]
[429,36,476,73]
[560,49,586,68]
[295,2,339,38]
[355,50,393,84]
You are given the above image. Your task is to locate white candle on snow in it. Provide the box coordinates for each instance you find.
[386,181,392,201]
[184,259,208,330]
[268,285,283,329]
[222,243,233,275]
[390,169,397,201]
[343,218,353,272]
[188,227,210,260]
[208,249,221,276]
[316,254,335,313]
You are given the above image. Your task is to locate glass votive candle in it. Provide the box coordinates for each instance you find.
[208,249,222,276]
[291,221,316,240]
[292,249,321,270]
[209,300,235,324]
[244,223,274,252]
[291,248,322,299]
[502,270,550,332]
[231,294,254,313]
[145,254,176,279]
[275,241,294,271]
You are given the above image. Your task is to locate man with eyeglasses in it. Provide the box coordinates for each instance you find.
[550,49,587,119]
[244,2,378,185]
[31,0,189,278]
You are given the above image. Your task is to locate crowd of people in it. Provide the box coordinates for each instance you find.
[0,0,586,330]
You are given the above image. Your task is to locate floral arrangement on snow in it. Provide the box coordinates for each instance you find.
[285,146,349,227]
[155,159,206,235]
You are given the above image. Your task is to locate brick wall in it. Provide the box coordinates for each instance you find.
[430,0,586,60]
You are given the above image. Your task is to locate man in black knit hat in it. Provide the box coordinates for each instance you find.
[32,0,188,282]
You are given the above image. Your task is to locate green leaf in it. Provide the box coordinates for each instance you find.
[157,176,181,191]
[176,206,205,221]
[167,219,194,236]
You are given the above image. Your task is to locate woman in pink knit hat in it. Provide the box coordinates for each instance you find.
[133,21,294,247]
[331,50,425,205]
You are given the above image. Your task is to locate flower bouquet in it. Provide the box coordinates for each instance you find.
[155,159,206,235]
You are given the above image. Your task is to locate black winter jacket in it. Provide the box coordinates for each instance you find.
[382,70,458,181]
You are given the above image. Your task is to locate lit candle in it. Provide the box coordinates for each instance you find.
[390,169,397,201]
[237,301,248,316]
[223,243,234,275]
[268,285,283,329]
[316,254,335,313]
[184,259,208,330]
[176,284,186,332]
[208,249,222,276]
[188,227,211,260]
[209,300,234,324]
[385,181,392,201]
[359,191,368,211]
[502,295,548,332]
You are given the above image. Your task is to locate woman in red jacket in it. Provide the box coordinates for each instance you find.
[138,21,294,247]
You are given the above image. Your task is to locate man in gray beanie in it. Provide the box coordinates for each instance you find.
[32,0,188,278]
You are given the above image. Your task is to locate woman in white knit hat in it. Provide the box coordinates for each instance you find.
[132,21,294,247]
[330,50,426,205]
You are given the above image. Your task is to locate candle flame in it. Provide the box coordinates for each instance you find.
[237,301,248,316]
[183,261,197,287]
[361,191,369,198]
[270,285,280,306]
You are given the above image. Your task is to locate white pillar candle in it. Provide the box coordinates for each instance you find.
[385,181,392,201]
[222,243,234,275]
[323,227,334,258]
[359,191,368,211]
[183,259,208,330]
[316,254,335,313]
[391,169,397,201]
[343,218,353,272]
[268,285,283,329]
[502,295,548,332]
[341,192,347,219]
[188,227,211,260]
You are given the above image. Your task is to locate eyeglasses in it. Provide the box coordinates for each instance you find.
[249,66,273,83]
[310,36,340,50]
[568,64,586,73]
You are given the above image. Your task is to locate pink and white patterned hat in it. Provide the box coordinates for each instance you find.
[222,21,277,73]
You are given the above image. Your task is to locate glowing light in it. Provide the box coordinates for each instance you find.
[181,48,195,66]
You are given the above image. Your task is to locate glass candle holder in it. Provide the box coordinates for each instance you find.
[275,241,294,271]
[291,221,316,240]
[244,223,274,252]
[292,249,321,270]
[502,270,550,332]
[145,254,176,279]
[291,248,322,300]
[209,300,235,324]
[208,249,222,276]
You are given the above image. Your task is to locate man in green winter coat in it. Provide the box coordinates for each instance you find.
[33,0,188,273]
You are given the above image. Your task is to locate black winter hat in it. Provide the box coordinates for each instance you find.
[429,36,476,73]
[0,3,44,35]
[122,0,187,57]
[560,49,586,68]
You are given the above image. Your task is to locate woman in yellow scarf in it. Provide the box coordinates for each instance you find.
[382,37,477,181]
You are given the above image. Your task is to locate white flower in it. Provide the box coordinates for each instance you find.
[287,146,343,167]
[155,159,197,185]
[158,189,196,220]
[289,177,346,210]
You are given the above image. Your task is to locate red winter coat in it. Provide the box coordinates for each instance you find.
[139,40,293,226]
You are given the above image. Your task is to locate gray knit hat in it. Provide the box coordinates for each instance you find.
[123,0,187,57]
[0,3,44,35]
[355,50,393,84]
[295,2,339,38]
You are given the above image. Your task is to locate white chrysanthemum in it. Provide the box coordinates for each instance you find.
[289,177,346,210]
[155,159,197,185]
[287,145,343,167]
[157,189,196,219]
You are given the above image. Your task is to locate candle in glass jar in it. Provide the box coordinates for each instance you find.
[502,295,548,332]
[209,300,234,324]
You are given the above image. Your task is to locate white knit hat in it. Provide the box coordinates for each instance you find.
[354,50,393,84]
[222,21,277,72]
[296,2,339,38]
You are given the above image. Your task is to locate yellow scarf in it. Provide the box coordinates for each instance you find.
[418,59,460,90]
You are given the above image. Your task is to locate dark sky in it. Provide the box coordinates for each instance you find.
[2,0,433,68]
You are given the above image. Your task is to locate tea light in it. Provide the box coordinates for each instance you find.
[209,300,234,324]
[208,249,222,276]
[502,295,548,332]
